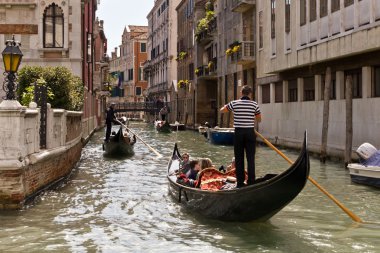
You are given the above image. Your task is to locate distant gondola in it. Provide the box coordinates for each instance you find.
[103,126,136,156]
[167,133,310,222]
[155,120,171,133]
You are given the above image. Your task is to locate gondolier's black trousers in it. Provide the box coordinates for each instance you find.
[234,127,256,187]
[105,122,112,141]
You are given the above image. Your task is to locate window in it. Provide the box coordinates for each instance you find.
[320,0,328,18]
[262,84,270,104]
[136,86,142,96]
[128,69,134,81]
[259,11,263,48]
[331,0,340,13]
[285,0,291,33]
[140,43,146,52]
[288,79,298,102]
[275,82,283,103]
[345,69,362,99]
[344,0,354,7]
[300,0,306,26]
[138,67,143,81]
[189,63,194,80]
[271,0,276,39]
[43,3,64,48]
[304,77,315,101]
[374,67,380,97]
[321,73,337,100]
[310,0,317,22]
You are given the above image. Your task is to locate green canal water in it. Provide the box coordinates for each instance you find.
[0,123,379,252]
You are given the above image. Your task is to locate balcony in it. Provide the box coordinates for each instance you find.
[196,17,217,45]
[231,0,255,13]
[196,61,217,80]
[235,41,255,65]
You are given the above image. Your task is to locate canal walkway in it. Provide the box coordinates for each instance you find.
[0,123,379,252]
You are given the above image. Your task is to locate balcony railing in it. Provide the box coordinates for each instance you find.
[235,41,255,65]
[231,0,255,13]
[197,62,217,80]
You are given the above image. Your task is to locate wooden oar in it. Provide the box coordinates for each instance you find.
[115,119,162,157]
[255,130,363,223]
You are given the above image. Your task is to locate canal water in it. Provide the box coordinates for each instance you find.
[0,123,379,252]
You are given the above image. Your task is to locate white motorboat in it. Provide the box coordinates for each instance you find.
[348,143,380,188]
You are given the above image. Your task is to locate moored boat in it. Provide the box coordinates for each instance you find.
[208,128,234,145]
[348,142,380,188]
[155,120,171,133]
[170,122,186,131]
[167,133,310,222]
[103,126,136,156]
[348,164,380,188]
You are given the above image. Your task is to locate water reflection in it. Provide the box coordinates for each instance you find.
[0,123,379,252]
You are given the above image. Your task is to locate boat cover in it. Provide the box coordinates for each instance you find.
[362,151,380,166]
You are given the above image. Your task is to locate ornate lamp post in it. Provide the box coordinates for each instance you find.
[2,35,23,100]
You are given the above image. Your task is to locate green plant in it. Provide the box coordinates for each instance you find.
[177,79,189,89]
[178,51,187,61]
[17,66,84,111]
[21,78,54,106]
[195,10,215,41]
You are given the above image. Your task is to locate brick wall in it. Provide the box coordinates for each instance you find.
[0,142,82,209]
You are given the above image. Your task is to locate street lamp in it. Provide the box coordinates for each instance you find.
[2,35,23,100]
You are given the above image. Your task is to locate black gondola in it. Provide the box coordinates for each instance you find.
[167,132,310,222]
[103,126,135,156]
[155,120,171,133]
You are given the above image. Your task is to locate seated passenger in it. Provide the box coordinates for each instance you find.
[176,159,200,187]
[227,157,235,172]
[186,160,201,180]
[200,158,213,170]
[179,153,190,174]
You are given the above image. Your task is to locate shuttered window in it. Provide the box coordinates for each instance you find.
[271,0,276,39]
[320,0,328,17]
[310,0,317,22]
[285,0,291,33]
[300,0,306,26]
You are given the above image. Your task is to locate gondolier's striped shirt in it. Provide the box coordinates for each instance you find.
[226,97,261,128]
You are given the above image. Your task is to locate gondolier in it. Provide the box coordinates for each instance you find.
[105,103,117,142]
[220,85,261,188]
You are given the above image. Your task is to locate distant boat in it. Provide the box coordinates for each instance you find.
[155,120,171,133]
[170,122,186,131]
[103,126,136,156]
[167,132,310,222]
[348,164,380,188]
[208,128,234,145]
[348,143,380,188]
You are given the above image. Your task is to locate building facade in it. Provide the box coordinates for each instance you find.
[82,0,99,140]
[0,0,100,140]
[93,18,109,127]
[108,26,148,119]
[256,0,380,156]
[0,0,83,99]
[145,0,179,122]
[213,0,256,128]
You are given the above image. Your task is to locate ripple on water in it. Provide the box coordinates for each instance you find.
[0,124,379,252]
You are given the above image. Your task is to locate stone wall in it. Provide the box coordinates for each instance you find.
[0,100,83,209]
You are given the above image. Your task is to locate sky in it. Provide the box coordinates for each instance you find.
[97,0,154,56]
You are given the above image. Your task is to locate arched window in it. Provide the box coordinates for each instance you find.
[43,4,64,48]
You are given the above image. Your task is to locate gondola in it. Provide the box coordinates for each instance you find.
[103,126,135,156]
[167,132,310,222]
[208,128,234,145]
[155,120,172,133]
